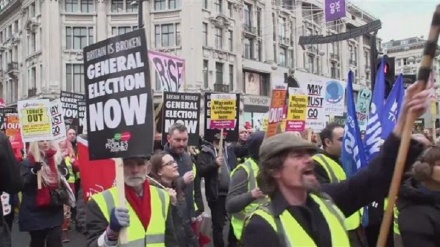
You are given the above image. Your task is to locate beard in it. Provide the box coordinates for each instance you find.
[304,177,322,194]
[125,176,146,187]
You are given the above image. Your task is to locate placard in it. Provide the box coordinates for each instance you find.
[18,99,53,142]
[204,93,240,142]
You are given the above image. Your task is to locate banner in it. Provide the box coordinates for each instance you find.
[50,99,67,141]
[161,92,201,145]
[325,0,346,22]
[204,93,240,142]
[382,75,404,139]
[18,99,53,142]
[285,94,308,132]
[83,28,154,160]
[78,100,87,134]
[77,136,115,201]
[0,108,16,130]
[210,94,237,129]
[5,113,23,149]
[356,88,372,131]
[266,89,287,138]
[60,91,85,128]
[148,50,185,92]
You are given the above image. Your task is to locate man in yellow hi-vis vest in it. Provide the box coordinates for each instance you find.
[313,123,367,247]
[85,156,178,247]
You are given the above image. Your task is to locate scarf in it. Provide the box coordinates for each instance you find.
[28,148,58,187]
[125,181,152,230]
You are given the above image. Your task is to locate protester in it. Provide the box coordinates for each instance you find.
[397,145,440,247]
[0,131,23,247]
[242,82,429,247]
[85,156,178,246]
[19,140,69,247]
[232,127,249,164]
[149,152,200,247]
[163,123,204,222]
[226,131,267,242]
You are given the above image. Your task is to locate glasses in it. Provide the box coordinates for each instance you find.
[163,160,177,167]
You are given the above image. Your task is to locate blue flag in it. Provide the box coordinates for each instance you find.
[341,71,367,177]
[382,75,405,139]
[364,57,386,162]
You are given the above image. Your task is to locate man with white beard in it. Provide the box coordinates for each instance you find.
[85,157,178,247]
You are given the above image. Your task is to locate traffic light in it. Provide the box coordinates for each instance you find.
[377,55,395,98]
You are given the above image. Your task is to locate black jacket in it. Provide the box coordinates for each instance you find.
[397,178,440,247]
[0,132,23,247]
[243,134,424,247]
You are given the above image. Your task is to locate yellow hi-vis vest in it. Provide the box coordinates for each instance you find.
[91,186,170,246]
[313,153,363,231]
[65,156,76,184]
[247,194,350,246]
[230,158,268,239]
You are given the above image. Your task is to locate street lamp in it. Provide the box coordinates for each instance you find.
[130,0,144,28]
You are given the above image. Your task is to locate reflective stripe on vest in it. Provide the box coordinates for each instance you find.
[91,186,170,246]
[65,157,76,184]
[230,158,268,239]
[249,194,350,247]
[393,205,400,235]
[313,153,362,231]
[192,163,198,212]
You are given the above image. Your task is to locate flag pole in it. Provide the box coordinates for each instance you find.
[376,5,440,246]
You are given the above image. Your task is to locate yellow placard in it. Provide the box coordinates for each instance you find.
[20,107,51,137]
[211,99,236,121]
[286,95,308,121]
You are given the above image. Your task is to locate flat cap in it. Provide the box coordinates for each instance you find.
[259,132,318,163]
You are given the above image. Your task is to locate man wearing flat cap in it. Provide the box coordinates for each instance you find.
[241,82,431,247]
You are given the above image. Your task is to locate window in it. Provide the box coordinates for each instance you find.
[256,8,262,36]
[256,40,261,61]
[65,0,94,13]
[330,62,338,79]
[290,50,295,68]
[154,0,165,10]
[66,64,85,93]
[307,55,314,73]
[244,38,252,59]
[154,23,180,47]
[229,64,234,91]
[203,60,209,88]
[29,67,36,88]
[126,0,138,12]
[215,62,223,85]
[112,26,136,36]
[244,3,252,27]
[168,0,178,9]
[203,0,208,9]
[279,47,287,67]
[202,23,208,46]
[278,17,286,40]
[30,2,35,17]
[227,2,233,17]
[111,0,123,12]
[228,30,233,52]
[66,27,94,50]
[215,27,223,49]
[14,20,18,33]
[29,32,36,54]
[364,50,369,68]
[40,64,43,87]
[214,0,222,13]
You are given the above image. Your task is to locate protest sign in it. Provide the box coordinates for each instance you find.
[18,99,53,142]
[50,99,67,141]
[210,94,237,129]
[286,94,308,132]
[5,113,23,149]
[83,28,154,160]
[60,91,85,128]
[0,108,16,130]
[204,93,240,142]
[148,50,185,92]
[161,92,201,145]
[78,100,87,134]
[266,89,287,138]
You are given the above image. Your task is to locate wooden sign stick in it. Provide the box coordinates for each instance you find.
[113,158,128,244]
[376,5,440,246]
[218,129,224,174]
[307,128,312,142]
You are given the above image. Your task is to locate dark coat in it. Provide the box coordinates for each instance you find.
[18,157,68,232]
[397,178,440,247]
[0,132,23,247]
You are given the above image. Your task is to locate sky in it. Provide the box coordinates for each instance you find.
[348,0,439,43]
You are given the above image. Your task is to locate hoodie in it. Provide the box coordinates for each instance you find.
[226,131,265,214]
[397,178,440,247]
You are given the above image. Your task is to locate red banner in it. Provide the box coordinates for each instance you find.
[77,137,116,201]
[5,114,23,149]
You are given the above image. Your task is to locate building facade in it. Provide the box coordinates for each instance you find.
[383,36,440,129]
[0,0,377,114]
